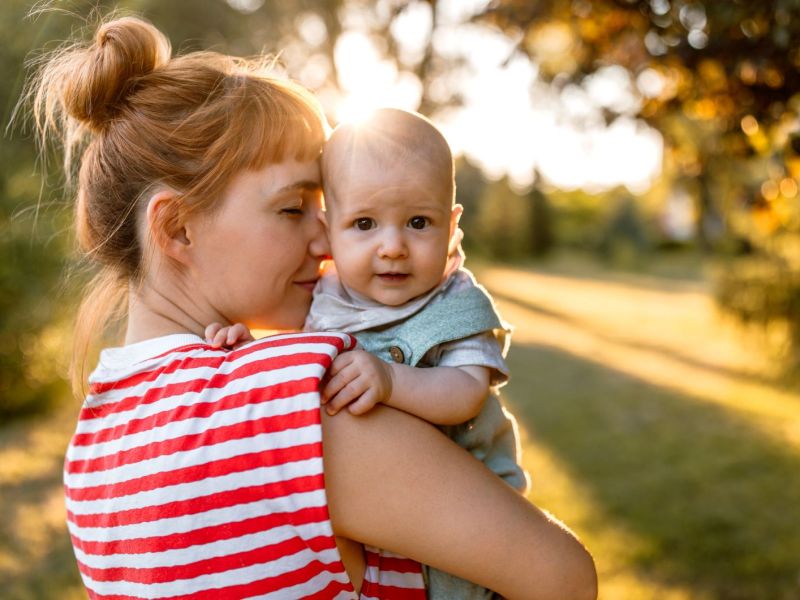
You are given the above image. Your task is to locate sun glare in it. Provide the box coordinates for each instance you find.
[327,3,663,191]
[335,95,382,126]
[331,29,422,125]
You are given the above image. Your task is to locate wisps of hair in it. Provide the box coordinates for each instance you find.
[23,13,329,397]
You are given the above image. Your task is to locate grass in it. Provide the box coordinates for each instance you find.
[0,403,85,599]
[478,256,800,599]
[2,255,798,599]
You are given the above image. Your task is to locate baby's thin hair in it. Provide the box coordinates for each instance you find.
[322,108,454,209]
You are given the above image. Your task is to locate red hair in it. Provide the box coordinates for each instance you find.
[29,16,329,395]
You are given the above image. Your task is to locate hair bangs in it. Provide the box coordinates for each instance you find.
[236,74,328,170]
[179,69,329,213]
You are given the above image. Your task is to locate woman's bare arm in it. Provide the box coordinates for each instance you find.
[321,406,597,600]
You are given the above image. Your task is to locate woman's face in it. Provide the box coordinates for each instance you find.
[186,159,329,330]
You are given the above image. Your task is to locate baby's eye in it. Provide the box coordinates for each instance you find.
[408,216,429,230]
[354,217,376,231]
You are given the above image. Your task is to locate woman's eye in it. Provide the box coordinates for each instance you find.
[408,216,429,230]
[281,207,304,216]
[355,218,375,231]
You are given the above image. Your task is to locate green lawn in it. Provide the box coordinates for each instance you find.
[479,258,800,600]
[2,257,798,599]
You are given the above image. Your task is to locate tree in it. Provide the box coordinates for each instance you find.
[474,0,800,364]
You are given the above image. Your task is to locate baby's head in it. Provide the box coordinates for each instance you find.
[321,108,462,306]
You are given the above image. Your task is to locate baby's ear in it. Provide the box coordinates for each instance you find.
[319,209,329,228]
[450,203,464,232]
[448,204,465,257]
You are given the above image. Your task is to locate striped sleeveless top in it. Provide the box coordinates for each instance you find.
[64,332,425,599]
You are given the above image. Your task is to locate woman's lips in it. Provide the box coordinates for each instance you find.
[294,279,318,293]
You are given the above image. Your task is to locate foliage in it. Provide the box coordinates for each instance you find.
[474,0,800,365]
[456,159,557,261]
[715,255,800,363]
[0,0,77,418]
[596,193,651,269]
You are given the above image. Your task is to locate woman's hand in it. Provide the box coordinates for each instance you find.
[322,350,393,416]
[204,322,255,348]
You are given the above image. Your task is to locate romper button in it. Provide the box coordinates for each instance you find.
[389,346,405,363]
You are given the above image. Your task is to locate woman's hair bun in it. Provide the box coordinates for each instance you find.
[62,17,171,130]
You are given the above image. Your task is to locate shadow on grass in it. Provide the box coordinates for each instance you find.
[505,342,800,600]
[492,288,785,391]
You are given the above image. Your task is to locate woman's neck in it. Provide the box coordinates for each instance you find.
[125,279,221,344]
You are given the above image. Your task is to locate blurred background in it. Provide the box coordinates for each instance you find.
[1,0,799,598]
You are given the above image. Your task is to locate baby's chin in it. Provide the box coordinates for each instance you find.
[343,276,442,306]
[368,288,435,307]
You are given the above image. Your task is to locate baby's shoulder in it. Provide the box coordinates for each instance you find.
[435,268,495,309]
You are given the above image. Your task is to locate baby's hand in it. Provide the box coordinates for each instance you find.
[204,322,254,349]
[322,350,393,416]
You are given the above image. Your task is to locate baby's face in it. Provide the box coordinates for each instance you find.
[324,166,459,306]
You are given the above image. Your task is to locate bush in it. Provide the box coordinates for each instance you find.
[714,256,800,366]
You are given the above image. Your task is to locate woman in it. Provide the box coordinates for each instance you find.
[34,16,597,599]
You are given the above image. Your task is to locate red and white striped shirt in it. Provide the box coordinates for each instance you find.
[64,332,425,599]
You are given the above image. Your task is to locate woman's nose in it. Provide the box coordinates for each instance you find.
[308,210,331,260]
[378,229,407,259]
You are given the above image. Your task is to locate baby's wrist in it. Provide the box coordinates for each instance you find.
[382,362,398,405]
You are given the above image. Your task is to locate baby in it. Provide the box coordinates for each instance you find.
[209,108,528,598]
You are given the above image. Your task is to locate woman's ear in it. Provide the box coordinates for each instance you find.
[146,190,191,263]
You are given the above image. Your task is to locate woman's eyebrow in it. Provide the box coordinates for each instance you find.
[274,180,321,194]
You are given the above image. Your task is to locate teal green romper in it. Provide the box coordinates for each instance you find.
[354,278,528,599]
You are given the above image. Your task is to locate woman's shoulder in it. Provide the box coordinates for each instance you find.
[237,331,357,357]
[88,331,356,402]
[215,331,359,376]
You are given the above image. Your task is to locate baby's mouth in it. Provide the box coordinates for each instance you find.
[376,272,409,283]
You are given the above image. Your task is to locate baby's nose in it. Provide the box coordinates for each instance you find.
[378,229,408,259]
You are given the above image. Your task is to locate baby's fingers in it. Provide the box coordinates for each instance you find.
[328,352,354,377]
[205,323,223,343]
[325,378,366,416]
[210,328,230,349]
[322,366,354,403]
[227,323,254,347]
[347,389,379,416]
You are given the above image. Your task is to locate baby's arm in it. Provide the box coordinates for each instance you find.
[323,350,490,425]
[386,363,490,425]
[210,322,497,425]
